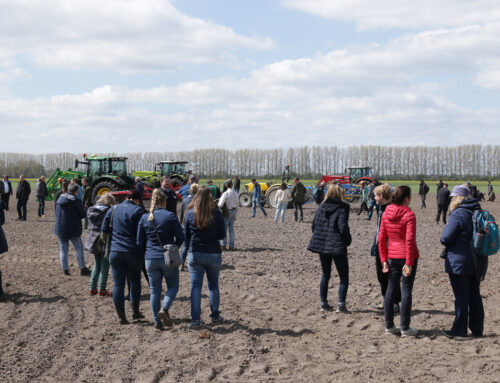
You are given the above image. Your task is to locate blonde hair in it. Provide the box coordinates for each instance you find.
[450,196,472,212]
[324,184,344,202]
[190,183,200,195]
[374,184,392,201]
[97,192,116,207]
[148,188,166,221]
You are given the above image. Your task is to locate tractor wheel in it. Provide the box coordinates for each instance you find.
[239,191,252,208]
[265,185,281,208]
[92,181,117,203]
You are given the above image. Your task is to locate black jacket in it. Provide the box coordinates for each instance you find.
[234,178,241,190]
[437,187,451,207]
[35,179,48,198]
[307,198,352,255]
[83,185,93,207]
[16,180,31,200]
[368,181,381,200]
[160,187,178,215]
[419,183,429,195]
[0,202,7,254]
[0,180,13,195]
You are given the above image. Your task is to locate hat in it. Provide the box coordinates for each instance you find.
[450,185,471,197]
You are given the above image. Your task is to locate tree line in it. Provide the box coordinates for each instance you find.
[0,145,498,180]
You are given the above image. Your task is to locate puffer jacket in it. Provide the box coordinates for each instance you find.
[54,193,86,239]
[307,198,352,255]
[378,204,419,266]
[440,198,487,277]
[84,204,111,253]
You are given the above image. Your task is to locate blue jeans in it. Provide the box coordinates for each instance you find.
[188,252,222,321]
[448,273,484,336]
[319,253,349,304]
[384,259,418,330]
[58,236,86,271]
[274,201,287,222]
[145,259,179,324]
[89,251,110,291]
[37,197,45,217]
[221,209,236,247]
[367,200,377,219]
[109,251,142,311]
[252,197,267,217]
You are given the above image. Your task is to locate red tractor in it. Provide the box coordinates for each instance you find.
[318,166,373,186]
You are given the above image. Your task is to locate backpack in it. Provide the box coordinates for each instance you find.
[471,210,500,257]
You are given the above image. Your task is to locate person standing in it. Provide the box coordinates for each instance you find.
[274,183,291,223]
[160,176,178,217]
[437,179,444,193]
[134,177,145,210]
[54,183,91,276]
[487,181,493,200]
[436,183,451,224]
[250,179,267,217]
[179,175,196,199]
[307,184,352,313]
[440,185,487,338]
[0,200,8,297]
[218,179,239,250]
[82,177,93,229]
[418,180,429,209]
[180,183,199,270]
[234,175,241,194]
[184,187,226,328]
[378,186,420,337]
[35,176,48,218]
[206,180,221,200]
[85,193,115,296]
[102,190,145,325]
[367,178,381,220]
[357,181,369,216]
[71,178,83,201]
[291,178,306,222]
[16,175,31,221]
[137,189,184,330]
[1,175,13,211]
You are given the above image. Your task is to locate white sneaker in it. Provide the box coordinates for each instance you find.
[385,326,400,335]
[401,327,418,337]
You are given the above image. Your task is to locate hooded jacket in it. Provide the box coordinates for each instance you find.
[378,204,419,266]
[54,193,86,239]
[291,181,307,203]
[84,204,111,253]
[307,198,352,255]
[440,198,487,277]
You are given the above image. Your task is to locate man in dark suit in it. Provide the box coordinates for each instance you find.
[160,176,178,216]
[1,175,13,211]
[436,183,451,224]
[16,175,31,221]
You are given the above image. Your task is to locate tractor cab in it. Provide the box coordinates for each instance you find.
[346,166,373,184]
[155,161,190,184]
[86,157,128,177]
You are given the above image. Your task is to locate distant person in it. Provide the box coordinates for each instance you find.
[179,175,197,198]
[357,181,369,216]
[371,184,401,312]
[437,179,444,193]
[54,180,69,205]
[378,186,420,337]
[0,200,8,297]
[313,182,326,205]
[35,176,48,218]
[135,176,145,210]
[418,180,429,209]
[137,189,184,330]
[71,178,83,201]
[218,179,239,250]
[102,190,145,325]
[206,179,221,200]
[367,178,381,220]
[436,183,451,224]
[16,175,31,221]
[291,178,307,222]
[184,187,226,328]
[82,177,93,229]
[85,193,115,296]
[250,178,267,217]
[307,184,352,313]
[487,181,493,200]
[234,175,241,194]
[1,175,13,211]
[440,185,487,338]
[54,183,91,276]
[180,183,199,270]
[274,183,292,223]
[160,176,178,216]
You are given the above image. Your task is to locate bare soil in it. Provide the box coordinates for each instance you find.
[0,195,499,382]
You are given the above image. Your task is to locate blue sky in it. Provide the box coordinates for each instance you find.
[1,0,499,153]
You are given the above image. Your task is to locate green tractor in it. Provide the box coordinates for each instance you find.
[133,161,192,188]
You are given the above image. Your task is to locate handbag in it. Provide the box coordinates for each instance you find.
[151,215,181,269]
[101,205,117,262]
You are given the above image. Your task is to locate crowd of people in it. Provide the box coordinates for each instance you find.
[0,174,496,339]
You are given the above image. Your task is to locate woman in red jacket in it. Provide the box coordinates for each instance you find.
[378,186,420,337]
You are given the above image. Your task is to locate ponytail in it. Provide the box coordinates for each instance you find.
[148,188,166,221]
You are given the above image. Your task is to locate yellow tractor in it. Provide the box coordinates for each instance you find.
[238,181,271,207]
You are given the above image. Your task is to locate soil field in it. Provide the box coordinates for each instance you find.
[0,195,499,382]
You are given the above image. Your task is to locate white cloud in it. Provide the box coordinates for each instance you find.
[0,0,274,73]
[282,0,500,30]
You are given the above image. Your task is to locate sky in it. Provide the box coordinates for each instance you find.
[1,0,500,154]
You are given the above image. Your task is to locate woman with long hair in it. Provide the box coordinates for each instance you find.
[378,186,420,337]
[137,189,184,330]
[184,187,226,328]
[440,185,487,338]
[307,184,352,313]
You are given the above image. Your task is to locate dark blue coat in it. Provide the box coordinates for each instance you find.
[137,209,184,260]
[440,198,488,277]
[308,198,352,255]
[0,202,7,254]
[180,194,193,224]
[184,208,226,254]
[54,193,86,239]
[102,200,144,254]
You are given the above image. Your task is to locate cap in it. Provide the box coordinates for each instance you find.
[450,185,471,197]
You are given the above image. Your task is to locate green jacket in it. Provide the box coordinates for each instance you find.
[291,182,306,203]
[207,184,221,200]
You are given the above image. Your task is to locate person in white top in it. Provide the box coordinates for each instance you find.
[274,183,292,222]
[218,179,239,250]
